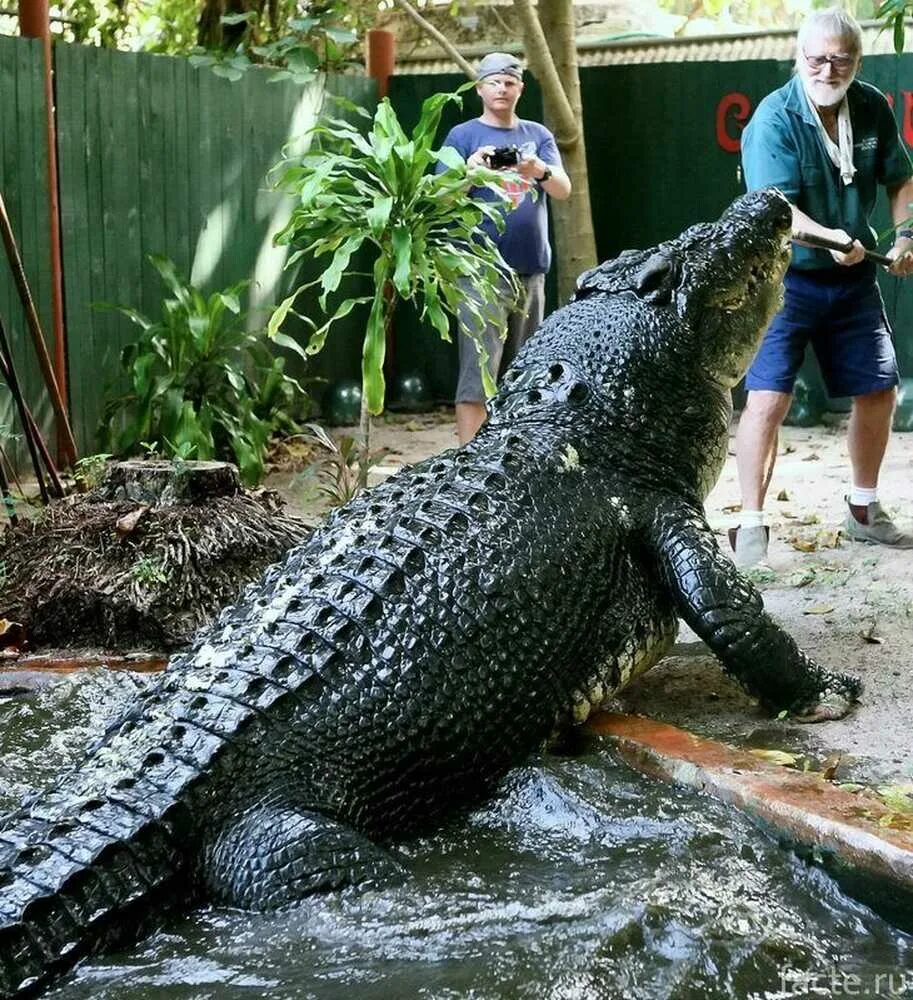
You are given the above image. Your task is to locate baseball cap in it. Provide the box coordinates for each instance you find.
[476,52,523,82]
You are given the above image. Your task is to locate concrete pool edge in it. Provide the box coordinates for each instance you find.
[586,712,913,929]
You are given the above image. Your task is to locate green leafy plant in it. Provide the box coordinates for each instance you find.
[876,0,913,51]
[73,453,113,492]
[268,88,523,484]
[190,1,359,82]
[99,254,309,486]
[129,556,170,587]
[298,422,389,507]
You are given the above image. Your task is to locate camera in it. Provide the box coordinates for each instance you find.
[485,145,521,169]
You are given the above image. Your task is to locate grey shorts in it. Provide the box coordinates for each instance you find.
[455,273,546,404]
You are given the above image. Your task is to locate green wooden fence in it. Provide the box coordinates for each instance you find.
[0,36,54,470]
[0,37,376,464]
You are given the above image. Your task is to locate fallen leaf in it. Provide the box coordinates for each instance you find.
[720,503,741,513]
[802,453,820,462]
[784,445,796,454]
[404,420,422,432]
[802,604,835,615]
[859,620,884,645]
[821,754,842,781]
[115,505,150,537]
[789,537,819,553]
[749,749,800,767]
[797,513,821,526]
[876,784,913,815]
[776,489,790,501]
[837,782,865,794]
[0,619,26,651]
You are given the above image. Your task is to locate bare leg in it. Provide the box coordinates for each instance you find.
[847,387,896,489]
[456,401,487,445]
[735,390,793,510]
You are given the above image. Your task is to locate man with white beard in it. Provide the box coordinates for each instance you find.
[731,6,913,567]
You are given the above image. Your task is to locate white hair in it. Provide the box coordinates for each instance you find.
[797,6,863,57]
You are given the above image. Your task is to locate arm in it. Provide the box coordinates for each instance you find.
[516,156,571,200]
[886,176,913,276]
[790,205,866,266]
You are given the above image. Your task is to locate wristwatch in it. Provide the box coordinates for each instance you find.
[538,165,553,184]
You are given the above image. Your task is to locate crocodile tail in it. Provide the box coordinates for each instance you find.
[0,785,190,998]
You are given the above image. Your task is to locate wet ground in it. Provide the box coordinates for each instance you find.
[1,671,911,999]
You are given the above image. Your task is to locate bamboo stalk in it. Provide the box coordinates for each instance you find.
[0,189,77,465]
[0,315,50,504]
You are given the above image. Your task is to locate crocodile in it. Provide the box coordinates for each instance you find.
[0,188,861,998]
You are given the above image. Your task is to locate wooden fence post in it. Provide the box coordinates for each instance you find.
[17,0,74,466]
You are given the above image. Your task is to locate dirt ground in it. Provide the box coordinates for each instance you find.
[266,408,913,788]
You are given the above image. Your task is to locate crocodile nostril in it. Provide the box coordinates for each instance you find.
[548,363,565,382]
[569,382,590,404]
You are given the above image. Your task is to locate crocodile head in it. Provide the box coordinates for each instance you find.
[573,187,792,388]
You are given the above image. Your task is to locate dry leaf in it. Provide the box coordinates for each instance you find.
[802,452,820,462]
[749,749,800,768]
[877,785,913,814]
[776,489,790,501]
[821,754,842,781]
[784,445,796,454]
[115,505,150,537]
[802,604,835,615]
[789,537,819,553]
[720,503,741,513]
[0,619,26,651]
[859,621,884,645]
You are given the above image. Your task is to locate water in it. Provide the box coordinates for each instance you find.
[1,672,910,999]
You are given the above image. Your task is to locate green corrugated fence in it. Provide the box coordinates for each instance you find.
[387,56,913,405]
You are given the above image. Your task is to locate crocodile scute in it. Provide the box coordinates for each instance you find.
[0,188,861,998]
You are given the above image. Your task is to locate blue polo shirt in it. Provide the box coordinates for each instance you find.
[742,76,913,270]
[437,118,561,275]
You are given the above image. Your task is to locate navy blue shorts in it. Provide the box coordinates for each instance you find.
[745,264,900,398]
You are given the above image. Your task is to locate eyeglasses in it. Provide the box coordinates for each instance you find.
[803,49,856,72]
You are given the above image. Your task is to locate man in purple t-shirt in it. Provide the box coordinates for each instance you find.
[439,52,571,443]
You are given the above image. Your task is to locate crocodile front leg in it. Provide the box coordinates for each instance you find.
[648,502,862,721]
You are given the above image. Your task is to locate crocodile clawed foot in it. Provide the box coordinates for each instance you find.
[791,673,863,724]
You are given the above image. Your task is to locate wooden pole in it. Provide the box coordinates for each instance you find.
[366,28,395,99]
[17,0,73,467]
[0,316,50,504]
[0,192,77,467]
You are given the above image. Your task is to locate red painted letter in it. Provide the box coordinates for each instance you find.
[903,91,913,146]
[716,92,751,153]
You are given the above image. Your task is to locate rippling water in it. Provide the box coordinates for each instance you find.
[1,672,910,999]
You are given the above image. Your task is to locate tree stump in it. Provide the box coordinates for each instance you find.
[0,459,312,653]
[93,460,240,506]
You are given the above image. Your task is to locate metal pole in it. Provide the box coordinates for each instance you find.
[18,0,71,466]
